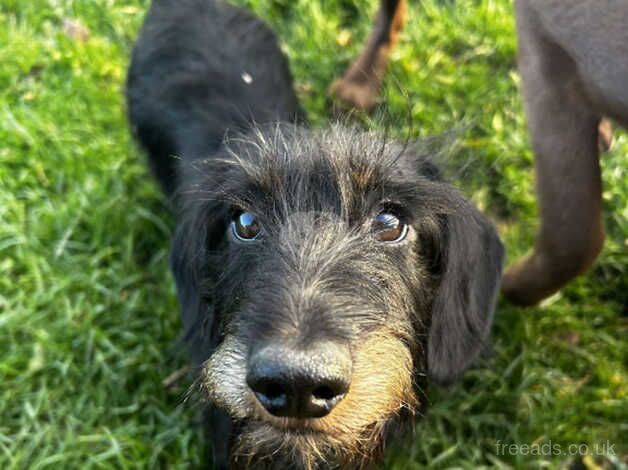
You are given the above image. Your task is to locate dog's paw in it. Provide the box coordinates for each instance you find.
[502,261,541,307]
[329,77,379,113]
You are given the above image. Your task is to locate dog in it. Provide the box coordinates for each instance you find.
[333,0,626,306]
[501,0,628,305]
[126,0,504,468]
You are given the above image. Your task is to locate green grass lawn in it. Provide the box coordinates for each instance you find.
[1,0,626,468]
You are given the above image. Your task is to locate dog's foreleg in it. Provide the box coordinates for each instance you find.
[502,0,605,306]
[330,0,406,112]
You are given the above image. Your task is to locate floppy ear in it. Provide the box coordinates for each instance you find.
[170,221,212,364]
[170,205,226,365]
[427,198,504,384]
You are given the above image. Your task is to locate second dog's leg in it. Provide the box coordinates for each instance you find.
[330,0,406,112]
[502,0,605,306]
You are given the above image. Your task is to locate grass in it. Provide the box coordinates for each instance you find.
[0,0,626,468]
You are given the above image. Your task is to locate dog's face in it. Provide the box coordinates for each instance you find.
[171,124,503,469]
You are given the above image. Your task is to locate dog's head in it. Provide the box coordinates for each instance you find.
[171,124,503,469]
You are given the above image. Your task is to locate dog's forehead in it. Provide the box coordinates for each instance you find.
[217,125,425,214]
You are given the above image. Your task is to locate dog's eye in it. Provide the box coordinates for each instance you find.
[232,211,261,241]
[372,212,408,243]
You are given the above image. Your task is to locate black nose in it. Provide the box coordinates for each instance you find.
[246,343,352,419]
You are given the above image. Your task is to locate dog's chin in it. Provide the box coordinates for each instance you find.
[231,417,388,470]
[222,388,413,470]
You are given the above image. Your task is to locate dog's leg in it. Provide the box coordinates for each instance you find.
[330,0,406,112]
[502,0,605,306]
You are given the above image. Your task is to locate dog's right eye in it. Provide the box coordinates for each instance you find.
[372,212,408,243]
[231,211,262,241]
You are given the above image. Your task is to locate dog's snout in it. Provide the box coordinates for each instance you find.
[247,343,351,419]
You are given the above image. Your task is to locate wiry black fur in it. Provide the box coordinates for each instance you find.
[127,0,304,195]
[126,0,504,468]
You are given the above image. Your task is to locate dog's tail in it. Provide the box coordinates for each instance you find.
[126,0,305,195]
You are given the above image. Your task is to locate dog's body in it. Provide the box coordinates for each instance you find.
[127,0,503,468]
[502,0,628,304]
[126,0,305,197]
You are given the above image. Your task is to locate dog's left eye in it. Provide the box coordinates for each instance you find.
[232,211,262,241]
[372,212,408,243]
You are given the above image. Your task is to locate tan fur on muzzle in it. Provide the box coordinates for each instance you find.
[202,331,418,468]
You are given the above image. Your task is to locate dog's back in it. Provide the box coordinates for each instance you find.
[126,0,304,195]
